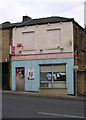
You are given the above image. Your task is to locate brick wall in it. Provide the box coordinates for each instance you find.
[73,23,86,95]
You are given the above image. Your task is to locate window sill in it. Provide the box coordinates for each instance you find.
[39,87,67,89]
[45,47,63,50]
[41,81,66,83]
[22,49,36,51]
[45,48,60,50]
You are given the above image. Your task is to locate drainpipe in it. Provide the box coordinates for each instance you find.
[74,66,78,96]
[75,69,77,96]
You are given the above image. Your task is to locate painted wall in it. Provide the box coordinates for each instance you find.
[13,22,73,55]
[12,58,74,95]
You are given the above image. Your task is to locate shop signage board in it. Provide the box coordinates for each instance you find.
[17,43,22,47]
[10,45,15,55]
[28,69,34,80]
[11,53,73,61]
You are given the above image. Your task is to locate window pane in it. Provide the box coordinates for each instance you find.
[53,64,66,81]
[40,65,52,88]
[53,64,66,72]
[53,64,66,88]
[40,66,52,72]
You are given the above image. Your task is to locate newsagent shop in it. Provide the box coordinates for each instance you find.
[11,53,74,95]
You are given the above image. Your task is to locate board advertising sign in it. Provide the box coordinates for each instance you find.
[10,45,15,55]
[28,69,34,80]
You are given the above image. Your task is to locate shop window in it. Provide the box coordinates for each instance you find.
[40,64,66,88]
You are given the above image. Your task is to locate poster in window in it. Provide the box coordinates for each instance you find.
[16,67,24,77]
[46,73,52,81]
[53,72,66,81]
[28,69,34,80]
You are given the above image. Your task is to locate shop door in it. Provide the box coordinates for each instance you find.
[15,67,25,91]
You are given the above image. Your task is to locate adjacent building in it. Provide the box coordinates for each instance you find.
[11,16,86,95]
[0,22,12,90]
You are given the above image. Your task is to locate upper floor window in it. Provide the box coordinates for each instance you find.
[22,31,34,50]
[47,29,61,48]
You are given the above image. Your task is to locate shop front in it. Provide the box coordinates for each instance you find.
[11,53,74,95]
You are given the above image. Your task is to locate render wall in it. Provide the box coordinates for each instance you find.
[13,22,73,55]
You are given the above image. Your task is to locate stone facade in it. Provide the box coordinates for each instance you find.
[2,29,10,62]
[1,25,12,90]
[73,23,86,95]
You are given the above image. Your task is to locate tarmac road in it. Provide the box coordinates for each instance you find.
[2,94,85,119]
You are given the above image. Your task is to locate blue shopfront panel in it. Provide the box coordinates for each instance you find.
[12,58,74,94]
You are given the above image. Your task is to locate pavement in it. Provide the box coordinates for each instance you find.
[2,90,85,101]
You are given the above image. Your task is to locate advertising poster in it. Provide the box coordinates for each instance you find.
[46,73,52,81]
[28,69,34,80]
[16,68,24,77]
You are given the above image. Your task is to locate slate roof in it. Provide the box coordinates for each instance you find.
[0,16,84,30]
[13,16,74,27]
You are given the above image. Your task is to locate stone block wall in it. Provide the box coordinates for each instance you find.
[2,29,10,62]
[73,23,86,95]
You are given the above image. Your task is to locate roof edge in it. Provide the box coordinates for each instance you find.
[0,16,84,31]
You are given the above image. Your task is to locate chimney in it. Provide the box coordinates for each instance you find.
[2,21,11,25]
[2,21,12,27]
[22,16,32,22]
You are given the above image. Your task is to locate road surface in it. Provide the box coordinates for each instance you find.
[2,94,85,118]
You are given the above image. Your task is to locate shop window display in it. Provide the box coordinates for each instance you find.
[40,64,66,88]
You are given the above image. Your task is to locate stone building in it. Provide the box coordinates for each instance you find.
[73,22,86,95]
[0,22,12,90]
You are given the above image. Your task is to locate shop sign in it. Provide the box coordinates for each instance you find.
[28,69,34,80]
[10,45,15,55]
[17,43,22,47]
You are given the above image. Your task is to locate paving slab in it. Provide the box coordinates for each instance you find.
[2,90,85,101]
